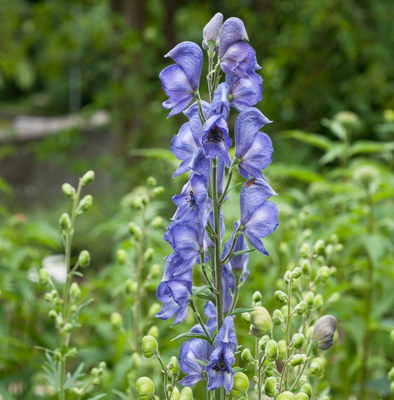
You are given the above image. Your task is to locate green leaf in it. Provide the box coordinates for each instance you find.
[319,143,347,165]
[349,141,394,156]
[70,298,94,321]
[276,130,333,150]
[191,285,215,299]
[112,391,130,400]
[129,148,178,167]
[87,395,107,400]
[230,307,255,316]
[269,163,324,183]
[196,359,208,367]
[321,118,347,141]
[171,332,212,343]
[231,249,255,257]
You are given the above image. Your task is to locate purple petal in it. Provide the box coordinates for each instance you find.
[203,13,223,50]
[210,82,230,120]
[219,18,249,58]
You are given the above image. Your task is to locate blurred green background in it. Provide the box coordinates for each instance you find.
[0,0,394,399]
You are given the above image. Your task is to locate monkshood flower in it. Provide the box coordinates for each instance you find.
[156,253,193,325]
[179,325,213,386]
[204,301,217,332]
[239,178,279,255]
[202,83,232,166]
[234,107,273,179]
[202,12,223,51]
[218,18,259,79]
[160,42,203,118]
[312,315,338,350]
[226,70,263,112]
[206,316,237,393]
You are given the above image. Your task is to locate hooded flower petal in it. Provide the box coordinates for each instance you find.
[218,18,249,59]
[184,101,210,146]
[202,13,223,50]
[209,83,230,121]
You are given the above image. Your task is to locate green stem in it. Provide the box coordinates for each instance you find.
[284,278,292,391]
[255,337,262,400]
[290,341,313,391]
[228,276,241,316]
[157,353,169,400]
[190,299,213,344]
[219,167,234,204]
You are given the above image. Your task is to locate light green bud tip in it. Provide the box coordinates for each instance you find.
[292,267,302,279]
[136,377,155,400]
[131,352,141,368]
[301,383,312,397]
[277,391,296,400]
[311,315,337,350]
[117,249,128,264]
[70,282,81,299]
[149,303,161,318]
[295,393,309,400]
[265,340,279,362]
[304,291,314,307]
[144,248,154,262]
[170,387,180,400]
[241,348,253,363]
[250,307,272,337]
[300,243,310,259]
[79,250,91,267]
[39,268,50,285]
[318,266,330,282]
[290,354,306,366]
[259,335,270,350]
[264,377,276,397]
[292,333,305,349]
[152,186,165,197]
[147,176,157,187]
[170,355,180,375]
[301,259,311,275]
[230,372,249,398]
[151,216,163,229]
[275,290,288,304]
[110,312,123,330]
[62,183,75,198]
[294,301,307,315]
[314,239,325,255]
[150,264,161,278]
[81,170,95,185]
[180,387,193,400]
[272,309,284,326]
[59,213,71,230]
[147,325,159,339]
[242,312,251,323]
[309,357,325,375]
[253,291,262,303]
[313,294,323,310]
[79,195,93,212]
[142,335,158,358]
[128,222,142,240]
[278,340,287,359]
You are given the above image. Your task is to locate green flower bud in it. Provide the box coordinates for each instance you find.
[129,222,142,240]
[314,239,325,255]
[293,301,307,315]
[48,310,57,319]
[180,387,193,400]
[149,303,161,318]
[313,294,323,310]
[292,267,302,279]
[136,377,155,400]
[147,177,157,187]
[259,335,270,350]
[147,325,159,339]
[54,349,62,361]
[131,352,141,369]
[140,194,149,205]
[265,340,279,362]
[56,315,64,326]
[125,279,135,294]
[72,388,83,395]
[59,213,71,230]
[169,356,179,375]
[152,186,165,197]
[170,387,180,400]
[284,270,292,284]
[290,354,306,366]
[241,348,253,363]
[325,244,334,255]
[144,248,154,262]
[63,323,72,333]
[99,361,107,369]
[142,335,158,358]
[39,268,50,285]
[316,255,325,265]
[273,309,284,325]
[327,292,340,304]
[253,291,262,303]
[242,312,251,323]
[311,315,337,350]
[62,183,75,198]
[151,217,163,229]
[278,340,287,359]
[301,383,312,397]
[79,250,90,268]
[292,333,305,349]
[81,170,95,185]
[329,266,337,276]
[309,357,325,375]
[79,195,93,212]
[275,290,288,303]
[281,305,288,322]
[305,326,314,341]
[51,290,59,298]
[277,391,296,400]
[301,259,311,275]
[91,367,100,376]
[45,293,52,302]
[264,376,276,397]
[110,312,123,330]
[304,291,314,308]
[230,372,249,399]
[250,307,272,337]
[295,393,309,400]
[300,243,310,259]
[388,367,394,381]
[70,282,81,299]
[318,266,330,282]
[334,243,343,253]
[116,249,128,264]
[150,264,161,278]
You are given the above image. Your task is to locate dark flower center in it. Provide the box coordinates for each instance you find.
[205,125,224,143]
[212,355,230,373]
[186,190,197,210]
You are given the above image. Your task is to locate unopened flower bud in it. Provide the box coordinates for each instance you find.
[63,323,72,333]
[275,290,288,303]
[309,357,325,375]
[292,333,305,349]
[59,213,71,230]
[81,170,95,185]
[45,293,52,302]
[99,361,106,369]
[291,354,306,366]
[149,303,161,318]
[230,372,249,399]
[304,291,314,308]
[170,387,180,400]
[292,267,302,279]
[39,268,50,285]
[70,282,81,299]
[314,239,325,254]
[305,326,314,341]
[131,352,141,369]
[142,335,158,358]
[49,310,57,319]
[136,377,155,400]
[281,305,288,321]
[202,13,223,50]
[278,340,287,359]
[72,388,83,395]
[284,270,292,283]
[253,291,262,303]
[180,387,193,400]
[62,183,75,198]
[335,243,343,252]
[295,393,309,400]
[259,335,270,350]
[388,367,394,381]
[313,294,323,310]
[144,248,154,262]
[150,264,161,278]
[140,194,149,205]
[327,292,340,304]
[116,249,128,264]
[56,315,64,326]
[147,325,159,339]
[152,186,164,197]
[318,266,330,282]
[79,250,90,267]
[293,301,307,315]
[300,243,310,259]
[301,259,311,275]
[151,217,163,229]
[125,279,135,294]
[273,309,284,325]
[128,222,142,240]
[110,312,123,330]
[147,177,157,187]
[250,307,272,337]
[169,356,179,375]
[311,315,337,350]
[241,348,253,363]
[79,195,93,212]
[242,312,251,323]
[265,340,279,362]
[264,376,276,397]
[277,392,296,400]
[330,266,337,276]
[301,383,312,397]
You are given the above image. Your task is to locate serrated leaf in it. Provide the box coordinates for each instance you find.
[277,130,333,150]
[230,307,255,316]
[171,332,212,343]
[70,298,94,321]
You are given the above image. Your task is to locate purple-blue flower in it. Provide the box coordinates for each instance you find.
[226,70,263,111]
[206,316,237,393]
[156,253,193,325]
[235,107,273,179]
[202,13,223,51]
[239,178,279,255]
[160,42,203,118]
